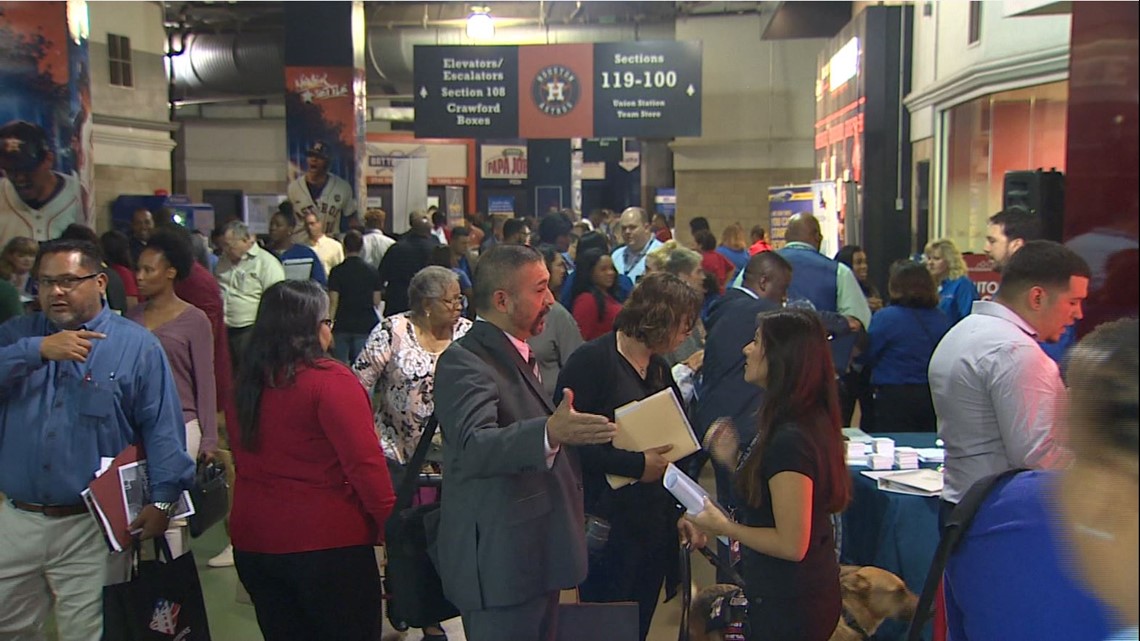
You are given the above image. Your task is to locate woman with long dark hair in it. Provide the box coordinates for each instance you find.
[231,280,395,641]
[570,248,623,341]
[687,308,851,641]
[561,231,634,305]
[556,272,704,641]
[834,245,883,312]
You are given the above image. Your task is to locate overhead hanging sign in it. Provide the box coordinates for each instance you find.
[414,41,702,140]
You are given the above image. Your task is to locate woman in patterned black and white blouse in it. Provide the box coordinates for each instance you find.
[351,265,470,641]
[353,266,472,467]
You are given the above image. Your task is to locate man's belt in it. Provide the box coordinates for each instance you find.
[10,500,89,517]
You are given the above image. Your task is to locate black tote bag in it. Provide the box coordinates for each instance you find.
[102,537,212,641]
[384,416,460,629]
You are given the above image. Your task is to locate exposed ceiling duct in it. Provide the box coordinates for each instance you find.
[166,1,784,106]
[169,32,284,102]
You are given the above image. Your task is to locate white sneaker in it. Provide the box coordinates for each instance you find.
[207,544,234,568]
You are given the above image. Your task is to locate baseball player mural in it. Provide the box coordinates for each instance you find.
[287,141,358,239]
[0,120,87,247]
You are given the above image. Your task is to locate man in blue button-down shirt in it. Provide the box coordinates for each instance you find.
[0,239,194,640]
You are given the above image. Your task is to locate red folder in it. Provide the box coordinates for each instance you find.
[85,444,143,553]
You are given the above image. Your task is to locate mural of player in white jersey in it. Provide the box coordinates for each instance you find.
[0,120,87,248]
[287,141,358,239]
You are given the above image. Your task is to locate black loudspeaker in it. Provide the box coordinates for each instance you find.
[1002,169,1065,242]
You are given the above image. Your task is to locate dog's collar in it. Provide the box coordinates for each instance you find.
[842,607,872,641]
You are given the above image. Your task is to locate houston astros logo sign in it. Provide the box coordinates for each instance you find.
[532,65,579,117]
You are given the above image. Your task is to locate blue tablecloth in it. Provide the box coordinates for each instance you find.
[841,433,940,641]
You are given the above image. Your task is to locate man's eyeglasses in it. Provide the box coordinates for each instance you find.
[39,273,100,292]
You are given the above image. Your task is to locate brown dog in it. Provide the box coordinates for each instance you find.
[686,565,917,641]
[829,565,919,641]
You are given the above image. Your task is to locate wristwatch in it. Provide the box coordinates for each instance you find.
[151,501,177,517]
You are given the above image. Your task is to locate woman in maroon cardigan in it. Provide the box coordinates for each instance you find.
[231,279,395,641]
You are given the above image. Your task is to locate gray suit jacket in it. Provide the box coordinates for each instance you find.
[431,320,588,612]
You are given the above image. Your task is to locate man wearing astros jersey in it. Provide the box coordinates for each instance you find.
[287,141,359,239]
[0,121,86,248]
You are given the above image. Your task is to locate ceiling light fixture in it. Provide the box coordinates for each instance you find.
[467,6,494,40]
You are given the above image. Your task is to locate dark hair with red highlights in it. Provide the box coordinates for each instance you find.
[735,308,851,513]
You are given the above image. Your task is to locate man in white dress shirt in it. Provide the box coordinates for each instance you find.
[929,240,1090,513]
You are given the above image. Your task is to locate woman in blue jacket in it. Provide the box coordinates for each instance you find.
[865,261,951,432]
[925,238,977,325]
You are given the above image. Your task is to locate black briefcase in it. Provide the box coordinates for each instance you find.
[188,459,228,538]
[384,417,459,629]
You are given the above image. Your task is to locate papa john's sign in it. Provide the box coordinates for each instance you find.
[481,145,527,180]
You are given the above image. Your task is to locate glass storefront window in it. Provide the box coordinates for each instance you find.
[942,80,1068,252]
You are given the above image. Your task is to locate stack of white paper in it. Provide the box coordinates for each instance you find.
[872,437,896,459]
[846,441,869,466]
[869,454,894,470]
[915,448,945,463]
[894,447,920,470]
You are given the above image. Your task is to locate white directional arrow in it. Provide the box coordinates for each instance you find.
[686,84,695,97]
[419,86,428,99]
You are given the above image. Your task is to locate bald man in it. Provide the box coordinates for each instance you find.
[610,207,662,282]
[755,213,871,330]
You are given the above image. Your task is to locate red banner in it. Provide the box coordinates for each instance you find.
[963,254,1001,301]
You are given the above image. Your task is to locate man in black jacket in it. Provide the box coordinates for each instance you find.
[694,251,792,575]
[378,210,439,316]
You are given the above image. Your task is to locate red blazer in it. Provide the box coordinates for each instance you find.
[572,291,622,342]
[230,360,395,554]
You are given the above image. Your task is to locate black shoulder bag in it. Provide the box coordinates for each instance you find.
[383,415,459,630]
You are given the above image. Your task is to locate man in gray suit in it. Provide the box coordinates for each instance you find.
[433,244,617,641]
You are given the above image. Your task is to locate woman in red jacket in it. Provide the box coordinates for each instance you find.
[694,229,736,294]
[571,248,623,341]
[231,279,395,641]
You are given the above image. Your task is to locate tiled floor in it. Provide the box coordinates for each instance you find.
[192,466,719,641]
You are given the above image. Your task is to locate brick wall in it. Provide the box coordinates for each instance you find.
[92,165,172,233]
[673,168,815,246]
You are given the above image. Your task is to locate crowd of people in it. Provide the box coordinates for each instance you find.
[0,179,1135,641]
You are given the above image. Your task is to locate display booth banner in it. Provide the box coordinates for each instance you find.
[414,41,701,139]
[0,0,93,228]
[768,186,815,248]
[964,253,1001,301]
[365,141,467,186]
